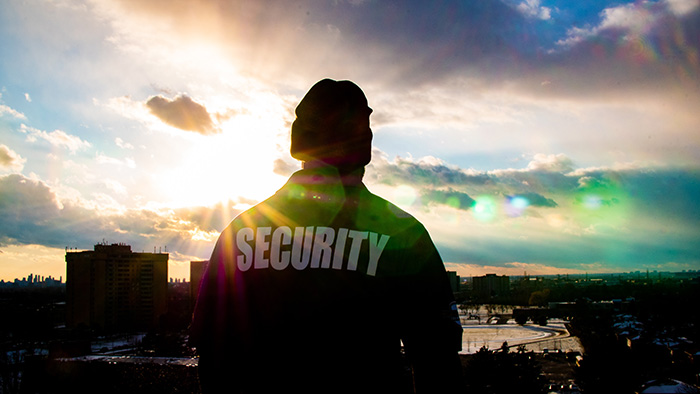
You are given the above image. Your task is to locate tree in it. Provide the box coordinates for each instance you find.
[464,346,546,393]
[528,289,551,306]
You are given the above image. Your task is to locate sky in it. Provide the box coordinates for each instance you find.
[1,0,699,282]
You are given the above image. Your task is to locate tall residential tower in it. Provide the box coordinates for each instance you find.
[66,243,168,332]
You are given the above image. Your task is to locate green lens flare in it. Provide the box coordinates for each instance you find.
[472,195,497,222]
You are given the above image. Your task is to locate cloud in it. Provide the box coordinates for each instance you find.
[94,0,700,138]
[95,153,136,168]
[516,0,552,20]
[146,94,218,135]
[367,152,492,187]
[509,192,557,208]
[0,145,25,172]
[0,104,26,120]
[526,153,575,173]
[272,158,299,177]
[0,174,64,245]
[19,124,91,153]
[421,189,475,211]
[666,0,700,16]
[115,137,134,150]
[0,173,221,258]
[364,151,699,268]
[545,1,700,100]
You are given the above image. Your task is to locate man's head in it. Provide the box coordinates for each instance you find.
[291,79,373,172]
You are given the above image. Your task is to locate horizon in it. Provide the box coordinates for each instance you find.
[3,253,698,284]
[1,0,699,282]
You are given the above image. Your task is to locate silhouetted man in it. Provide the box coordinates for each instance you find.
[190,79,463,393]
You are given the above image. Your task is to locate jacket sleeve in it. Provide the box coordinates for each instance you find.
[399,227,464,392]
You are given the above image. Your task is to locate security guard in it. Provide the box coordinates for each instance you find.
[190,79,463,393]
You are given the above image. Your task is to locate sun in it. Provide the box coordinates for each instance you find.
[156,107,294,209]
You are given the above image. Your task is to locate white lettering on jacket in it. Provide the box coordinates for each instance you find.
[235,226,390,276]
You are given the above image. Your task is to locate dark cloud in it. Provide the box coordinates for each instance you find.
[434,166,700,269]
[0,175,63,245]
[116,0,700,108]
[579,167,700,222]
[367,153,578,198]
[367,154,492,187]
[313,1,534,84]
[420,189,475,211]
[146,95,218,135]
[0,174,225,257]
[509,192,557,208]
[367,153,700,238]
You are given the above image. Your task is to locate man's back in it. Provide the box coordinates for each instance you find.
[191,167,461,392]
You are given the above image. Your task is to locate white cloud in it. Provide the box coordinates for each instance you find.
[115,137,134,150]
[98,96,151,123]
[0,104,26,120]
[665,0,699,16]
[24,93,32,102]
[95,152,136,168]
[516,0,552,20]
[103,178,128,195]
[19,124,91,153]
[555,3,656,48]
[599,3,656,32]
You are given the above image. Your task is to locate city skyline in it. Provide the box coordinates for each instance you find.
[1,0,699,281]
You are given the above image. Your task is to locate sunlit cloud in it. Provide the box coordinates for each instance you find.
[146,94,219,135]
[526,153,575,173]
[0,144,25,173]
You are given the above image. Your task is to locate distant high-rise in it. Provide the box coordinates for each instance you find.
[446,270,461,292]
[66,243,168,332]
[472,273,510,299]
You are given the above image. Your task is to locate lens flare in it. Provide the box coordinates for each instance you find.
[582,194,603,210]
[574,175,629,228]
[472,195,497,222]
[445,196,462,210]
[505,195,530,217]
[393,185,418,207]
